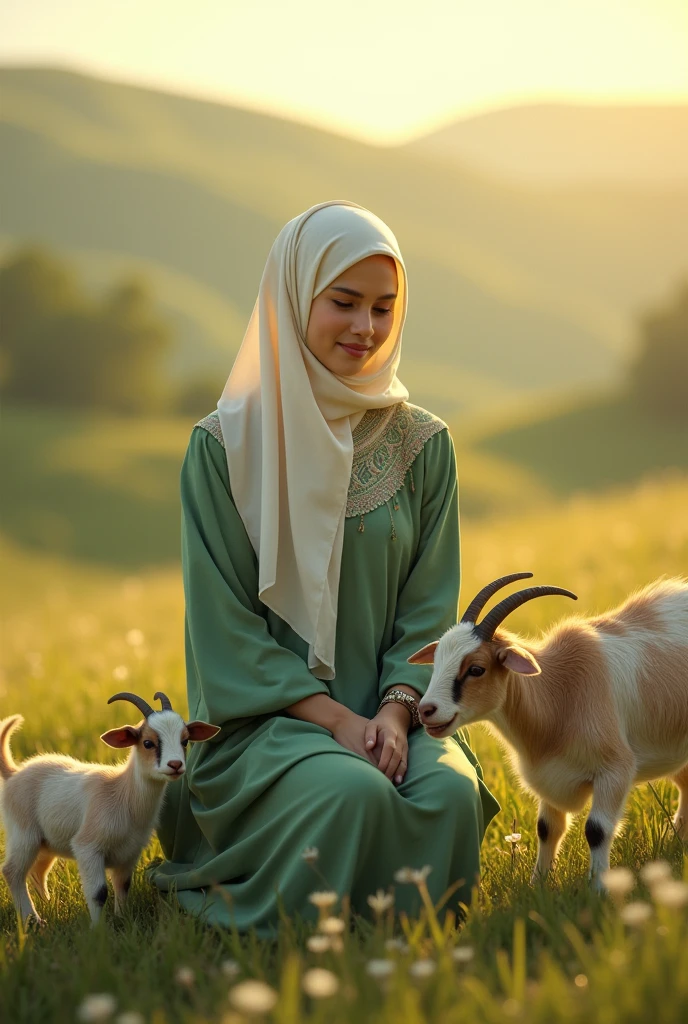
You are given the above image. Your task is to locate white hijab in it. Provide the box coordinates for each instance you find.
[218,201,409,679]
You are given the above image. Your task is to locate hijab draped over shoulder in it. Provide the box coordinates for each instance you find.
[218,201,409,680]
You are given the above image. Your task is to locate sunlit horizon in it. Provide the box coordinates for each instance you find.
[2,0,687,144]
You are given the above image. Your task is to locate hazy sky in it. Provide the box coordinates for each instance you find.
[2,0,687,142]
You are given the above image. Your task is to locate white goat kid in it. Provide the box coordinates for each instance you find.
[0,691,220,926]
[410,573,688,889]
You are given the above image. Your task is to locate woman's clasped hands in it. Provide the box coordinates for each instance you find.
[331,702,411,785]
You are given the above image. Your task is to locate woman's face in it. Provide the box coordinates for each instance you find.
[306,255,398,376]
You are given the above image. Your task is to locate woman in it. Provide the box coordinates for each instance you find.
[150,201,499,935]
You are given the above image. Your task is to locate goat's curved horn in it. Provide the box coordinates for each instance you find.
[107,692,154,718]
[154,691,173,712]
[476,586,577,641]
[460,573,534,624]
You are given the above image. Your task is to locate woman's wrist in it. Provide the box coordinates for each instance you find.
[286,693,349,733]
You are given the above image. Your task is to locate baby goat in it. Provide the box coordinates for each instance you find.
[0,691,219,925]
[410,573,688,888]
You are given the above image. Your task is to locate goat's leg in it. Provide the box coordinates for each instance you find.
[72,844,108,925]
[29,848,57,902]
[110,863,135,915]
[532,802,569,881]
[2,826,45,925]
[585,765,634,891]
[670,763,688,840]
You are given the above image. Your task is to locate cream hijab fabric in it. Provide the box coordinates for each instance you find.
[217,201,409,680]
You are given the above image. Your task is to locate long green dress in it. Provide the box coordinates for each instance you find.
[150,403,499,935]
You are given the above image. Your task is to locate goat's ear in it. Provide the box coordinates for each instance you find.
[186,721,221,742]
[497,645,541,675]
[408,641,439,665]
[100,726,140,748]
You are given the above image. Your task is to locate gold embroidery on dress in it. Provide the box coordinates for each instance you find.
[194,403,446,519]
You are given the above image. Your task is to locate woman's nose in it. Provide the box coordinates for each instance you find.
[350,313,374,339]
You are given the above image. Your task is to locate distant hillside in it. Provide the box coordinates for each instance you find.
[2,68,688,419]
[407,103,688,185]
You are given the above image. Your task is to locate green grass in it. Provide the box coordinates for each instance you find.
[1,469,687,1022]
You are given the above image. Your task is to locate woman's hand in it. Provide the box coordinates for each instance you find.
[330,709,379,763]
[365,702,410,785]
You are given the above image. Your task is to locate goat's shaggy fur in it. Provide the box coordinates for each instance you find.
[412,578,688,886]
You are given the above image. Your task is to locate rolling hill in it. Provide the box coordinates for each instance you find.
[2,67,688,420]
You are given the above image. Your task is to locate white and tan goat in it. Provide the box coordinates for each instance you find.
[410,573,688,887]
[0,691,220,926]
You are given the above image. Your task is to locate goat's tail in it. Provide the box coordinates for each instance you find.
[0,716,23,779]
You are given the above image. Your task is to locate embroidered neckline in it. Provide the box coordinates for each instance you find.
[194,403,446,518]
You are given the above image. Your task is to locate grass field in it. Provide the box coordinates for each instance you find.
[1,451,687,1022]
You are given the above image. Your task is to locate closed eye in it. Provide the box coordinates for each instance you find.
[332,299,391,316]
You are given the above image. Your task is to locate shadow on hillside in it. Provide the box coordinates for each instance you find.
[2,406,187,567]
[472,395,688,497]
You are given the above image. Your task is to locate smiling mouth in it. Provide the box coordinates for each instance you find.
[424,714,459,738]
[337,342,371,358]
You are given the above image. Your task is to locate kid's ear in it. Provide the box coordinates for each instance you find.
[498,645,541,676]
[407,641,439,665]
[101,726,140,748]
[186,721,221,742]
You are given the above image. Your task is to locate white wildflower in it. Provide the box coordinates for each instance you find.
[366,959,397,979]
[125,629,145,647]
[77,994,117,1022]
[229,980,278,1016]
[302,846,319,864]
[384,938,409,954]
[452,945,475,964]
[308,890,338,910]
[112,665,129,681]
[367,889,395,914]
[620,901,653,927]
[221,959,240,979]
[307,935,331,953]
[409,959,436,979]
[504,833,522,844]
[410,865,432,885]
[601,867,635,897]
[639,860,672,887]
[319,916,345,935]
[175,966,195,988]
[651,879,688,909]
[574,974,588,988]
[302,967,339,999]
[115,1014,145,1024]
[394,867,414,883]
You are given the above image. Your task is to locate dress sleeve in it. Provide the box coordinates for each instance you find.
[182,426,330,731]
[378,427,460,700]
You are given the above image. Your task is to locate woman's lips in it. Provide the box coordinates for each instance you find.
[337,342,370,358]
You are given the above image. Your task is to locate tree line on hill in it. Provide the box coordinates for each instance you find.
[0,245,686,420]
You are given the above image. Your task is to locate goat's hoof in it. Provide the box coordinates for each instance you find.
[24,914,46,931]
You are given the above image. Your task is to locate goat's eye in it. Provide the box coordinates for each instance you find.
[181,738,189,747]
[143,739,156,749]
[468,665,485,677]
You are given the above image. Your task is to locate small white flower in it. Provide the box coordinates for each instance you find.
[651,879,688,909]
[384,938,409,953]
[394,867,414,883]
[308,890,338,909]
[366,959,397,979]
[620,901,653,927]
[221,959,240,979]
[409,959,436,979]
[115,1014,145,1024]
[302,967,339,999]
[639,860,672,887]
[574,974,588,988]
[77,994,117,1022]
[125,629,145,647]
[601,867,635,897]
[367,889,395,914]
[319,916,345,935]
[307,935,331,953]
[504,833,522,844]
[452,945,475,964]
[229,980,278,1015]
[302,846,319,863]
[174,966,195,988]
[410,865,432,885]
[112,665,129,681]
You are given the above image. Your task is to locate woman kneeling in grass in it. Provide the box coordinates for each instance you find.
[150,201,499,935]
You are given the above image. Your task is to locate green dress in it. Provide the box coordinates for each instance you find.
[150,403,499,935]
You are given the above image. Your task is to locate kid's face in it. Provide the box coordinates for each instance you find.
[305,255,398,376]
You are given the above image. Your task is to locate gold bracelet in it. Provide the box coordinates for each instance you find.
[377,689,421,729]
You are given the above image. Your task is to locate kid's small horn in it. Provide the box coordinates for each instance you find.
[154,691,173,712]
[107,692,155,718]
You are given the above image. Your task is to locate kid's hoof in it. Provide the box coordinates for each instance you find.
[24,914,46,931]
